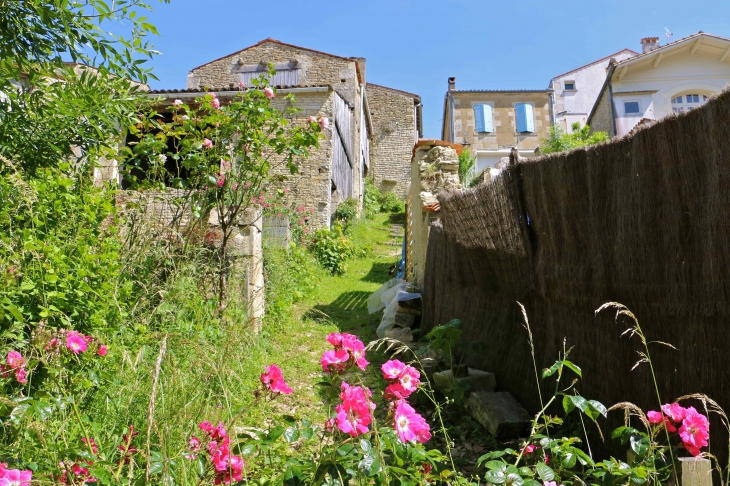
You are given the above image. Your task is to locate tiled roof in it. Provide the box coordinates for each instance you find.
[147,84,331,94]
[549,49,639,83]
[450,89,553,93]
[367,83,421,100]
[614,32,730,67]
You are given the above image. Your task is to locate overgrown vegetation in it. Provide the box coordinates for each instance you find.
[540,122,610,154]
[458,151,477,186]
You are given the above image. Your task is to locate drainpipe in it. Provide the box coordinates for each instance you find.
[448,93,455,143]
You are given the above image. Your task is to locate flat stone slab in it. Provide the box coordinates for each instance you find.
[394,312,416,328]
[465,391,532,439]
[432,368,496,394]
[383,327,413,343]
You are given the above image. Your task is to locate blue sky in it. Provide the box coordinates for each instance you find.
[141,0,730,138]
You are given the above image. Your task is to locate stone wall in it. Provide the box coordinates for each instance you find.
[187,40,360,105]
[368,84,419,197]
[589,87,614,135]
[406,142,462,287]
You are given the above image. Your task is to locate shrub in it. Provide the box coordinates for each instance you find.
[333,197,359,228]
[311,222,355,275]
[264,245,322,324]
[363,178,405,216]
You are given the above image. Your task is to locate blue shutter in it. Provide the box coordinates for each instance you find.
[516,104,526,132]
[474,104,494,133]
[482,104,494,132]
[474,105,485,132]
[524,104,534,132]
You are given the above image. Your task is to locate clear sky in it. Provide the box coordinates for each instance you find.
[141,0,730,138]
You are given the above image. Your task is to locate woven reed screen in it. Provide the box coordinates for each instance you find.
[421,89,730,462]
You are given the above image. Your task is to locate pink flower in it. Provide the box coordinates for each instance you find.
[97,345,107,357]
[239,81,245,88]
[264,87,275,99]
[203,138,213,149]
[382,360,407,380]
[307,116,316,124]
[524,444,537,454]
[210,97,221,109]
[208,92,217,99]
[662,402,688,423]
[6,351,24,369]
[66,331,88,354]
[260,364,293,395]
[544,482,558,486]
[384,383,410,401]
[394,401,431,444]
[679,407,710,456]
[321,349,350,374]
[647,411,664,423]
[199,421,227,441]
[46,338,60,350]
[335,382,374,437]
[188,436,201,452]
[318,117,330,130]
[172,99,183,107]
[232,182,238,191]
[216,174,225,187]
[324,417,336,433]
[0,468,32,486]
[14,368,27,384]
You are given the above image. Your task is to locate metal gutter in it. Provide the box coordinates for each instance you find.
[147,86,331,98]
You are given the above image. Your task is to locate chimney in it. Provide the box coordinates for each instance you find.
[641,37,660,53]
[448,77,456,91]
[351,57,366,84]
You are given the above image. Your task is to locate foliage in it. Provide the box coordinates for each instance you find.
[540,122,610,155]
[311,223,356,275]
[334,197,359,230]
[0,0,168,88]
[264,246,323,325]
[363,178,406,217]
[122,77,322,303]
[458,150,477,186]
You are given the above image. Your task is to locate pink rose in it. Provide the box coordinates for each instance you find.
[172,99,183,107]
[318,117,330,130]
[203,138,213,149]
[97,345,107,357]
[66,331,88,354]
[307,115,316,124]
[264,87,275,99]
[647,410,664,423]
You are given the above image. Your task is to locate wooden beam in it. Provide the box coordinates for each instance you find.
[691,37,702,55]
[618,66,628,80]
[653,52,664,68]
[720,45,730,63]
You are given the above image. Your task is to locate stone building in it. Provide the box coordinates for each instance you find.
[367,84,422,197]
[441,77,553,178]
[148,38,421,226]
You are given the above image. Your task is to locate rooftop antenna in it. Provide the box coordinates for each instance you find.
[665,27,674,43]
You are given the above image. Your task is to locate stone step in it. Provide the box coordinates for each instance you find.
[465,391,532,439]
[432,368,496,394]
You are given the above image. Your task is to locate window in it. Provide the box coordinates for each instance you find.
[515,103,535,133]
[624,101,641,115]
[238,61,300,87]
[474,104,494,133]
[672,93,708,113]
[564,81,576,91]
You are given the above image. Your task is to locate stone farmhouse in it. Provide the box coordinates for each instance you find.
[441,77,553,177]
[147,39,421,227]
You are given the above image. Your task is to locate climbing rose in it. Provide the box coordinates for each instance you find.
[14,368,27,384]
[210,97,221,109]
[679,407,710,456]
[322,333,369,372]
[382,360,407,381]
[203,138,213,149]
[393,401,431,444]
[97,345,107,357]
[662,402,688,423]
[0,467,32,486]
[216,174,225,187]
[318,117,329,130]
[307,115,316,124]
[172,99,183,106]
[321,349,350,374]
[264,87,275,99]
[647,410,663,423]
[524,444,537,453]
[335,382,374,437]
[66,331,88,354]
[6,351,24,369]
[260,364,293,395]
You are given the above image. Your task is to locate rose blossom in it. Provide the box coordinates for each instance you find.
[679,407,710,456]
[0,467,32,486]
[307,115,317,124]
[14,368,27,384]
[335,382,375,437]
[172,99,183,107]
[6,351,24,369]
[203,138,213,149]
[662,402,688,423]
[393,401,431,444]
[264,87,275,99]
[97,345,108,357]
[260,364,293,395]
[66,331,88,354]
[318,117,330,130]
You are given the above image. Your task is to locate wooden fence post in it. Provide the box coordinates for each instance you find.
[680,457,712,486]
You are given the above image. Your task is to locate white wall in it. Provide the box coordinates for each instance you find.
[612,48,730,136]
[552,50,636,133]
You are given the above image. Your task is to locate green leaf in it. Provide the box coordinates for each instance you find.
[284,467,305,486]
[562,360,582,378]
[359,439,372,452]
[485,469,508,484]
[266,425,285,442]
[485,461,507,470]
[563,395,576,414]
[283,427,299,443]
[535,462,555,482]
[542,361,561,378]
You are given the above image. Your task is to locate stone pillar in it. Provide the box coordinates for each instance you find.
[680,457,712,486]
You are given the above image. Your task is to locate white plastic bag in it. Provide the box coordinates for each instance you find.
[376,291,421,338]
[367,278,403,314]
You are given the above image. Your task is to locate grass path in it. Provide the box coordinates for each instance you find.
[257,213,403,422]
